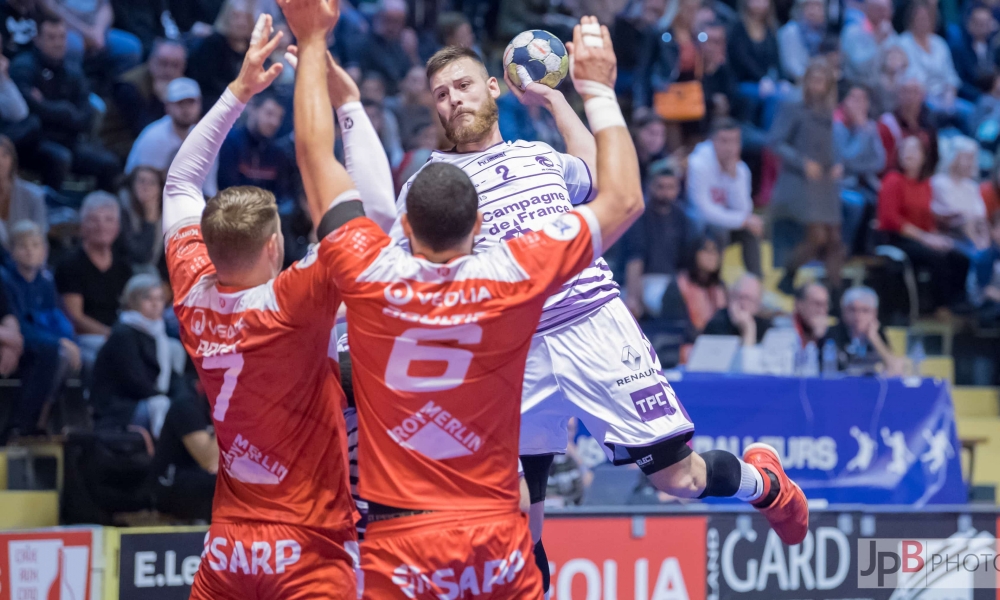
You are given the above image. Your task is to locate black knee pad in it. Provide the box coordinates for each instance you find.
[624,433,693,476]
[534,539,550,593]
[520,454,554,504]
[697,450,742,499]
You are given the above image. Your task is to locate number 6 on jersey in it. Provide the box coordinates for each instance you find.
[385,325,483,392]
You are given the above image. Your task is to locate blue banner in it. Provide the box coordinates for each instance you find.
[671,375,965,505]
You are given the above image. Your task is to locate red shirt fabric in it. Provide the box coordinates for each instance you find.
[877,171,936,234]
[166,223,357,533]
[324,212,597,514]
[979,181,1000,221]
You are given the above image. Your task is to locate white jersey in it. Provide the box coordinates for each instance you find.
[390,140,619,333]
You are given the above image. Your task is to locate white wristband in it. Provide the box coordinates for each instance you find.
[574,79,624,133]
[584,96,626,132]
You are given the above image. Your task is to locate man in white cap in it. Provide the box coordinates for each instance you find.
[126,76,217,195]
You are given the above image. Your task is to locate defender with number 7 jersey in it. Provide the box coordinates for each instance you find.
[166,223,357,530]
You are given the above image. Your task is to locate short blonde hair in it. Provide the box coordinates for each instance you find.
[9,219,42,248]
[201,186,279,272]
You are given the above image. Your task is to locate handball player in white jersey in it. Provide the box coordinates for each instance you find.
[376,38,808,594]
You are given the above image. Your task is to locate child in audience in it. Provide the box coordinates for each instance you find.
[1,221,80,434]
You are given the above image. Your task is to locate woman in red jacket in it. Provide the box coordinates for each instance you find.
[878,136,970,311]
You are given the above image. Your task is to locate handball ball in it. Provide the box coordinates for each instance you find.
[503,30,569,90]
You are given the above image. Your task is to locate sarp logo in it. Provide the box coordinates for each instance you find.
[545,516,706,600]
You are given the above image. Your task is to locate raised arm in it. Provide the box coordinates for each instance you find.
[284,44,397,232]
[568,17,643,250]
[504,73,598,187]
[279,0,358,228]
[162,15,286,236]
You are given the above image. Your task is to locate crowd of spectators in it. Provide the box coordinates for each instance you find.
[2,0,1000,512]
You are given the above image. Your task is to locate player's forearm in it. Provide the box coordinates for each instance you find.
[588,125,643,249]
[549,94,597,185]
[338,102,396,232]
[163,89,245,235]
[294,39,354,225]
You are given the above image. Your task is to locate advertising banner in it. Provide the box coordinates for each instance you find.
[544,515,707,600]
[117,529,206,600]
[672,375,964,505]
[705,511,996,600]
[0,529,92,600]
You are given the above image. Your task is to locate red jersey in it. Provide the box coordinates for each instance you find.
[166,222,356,532]
[322,206,600,513]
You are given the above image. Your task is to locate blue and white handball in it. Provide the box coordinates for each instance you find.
[503,29,569,90]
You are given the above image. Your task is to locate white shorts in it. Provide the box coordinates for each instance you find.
[519,297,695,462]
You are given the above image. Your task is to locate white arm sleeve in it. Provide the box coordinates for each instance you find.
[162,88,246,237]
[388,174,412,248]
[338,101,397,233]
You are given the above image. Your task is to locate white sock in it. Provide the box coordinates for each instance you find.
[735,460,765,502]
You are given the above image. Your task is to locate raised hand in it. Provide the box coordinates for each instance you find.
[277,0,339,42]
[565,15,617,97]
[229,14,285,103]
[502,70,560,109]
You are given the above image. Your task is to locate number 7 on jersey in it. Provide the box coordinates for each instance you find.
[203,353,244,421]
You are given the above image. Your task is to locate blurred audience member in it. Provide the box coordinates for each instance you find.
[151,390,216,522]
[126,78,215,196]
[771,59,844,295]
[898,1,970,130]
[974,73,1000,152]
[778,0,827,83]
[55,192,132,366]
[0,135,44,248]
[91,274,175,437]
[2,221,77,435]
[661,236,728,344]
[436,11,481,58]
[362,97,403,170]
[980,153,1000,218]
[632,112,668,179]
[0,31,37,158]
[0,0,43,58]
[835,83,886,252]
[969,212,1000,325]
[360,73,403,167]
[873,44,909,114]
[218,90,296,207]
[703,273,771,345]
[687,118,762,275]
[701,21,738,122]
[117,166,163,272]
[113,39,187,137]
[949,3,997,102]
[931,136,990,250]
[359,0,412,96]
[623,160,693,318]
[831,285,905,374]
[186,0,253,110]
[794,282,831,354]
[167,0,224,37]
[842,0,897,93]
[40,0,142,78]
[878,76,939,172]
[636,0,706,144]
[10,15,120,191]
[878,136,969,311]
[729,0,789,128]
[0,281,21,436]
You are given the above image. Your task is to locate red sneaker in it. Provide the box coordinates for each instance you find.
[743,443,809,545]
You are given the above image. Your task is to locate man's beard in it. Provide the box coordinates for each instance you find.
[442,95,498,146]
